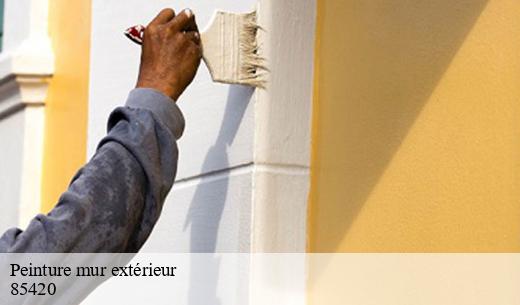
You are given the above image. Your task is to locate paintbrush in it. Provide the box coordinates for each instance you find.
[125,10,267,88]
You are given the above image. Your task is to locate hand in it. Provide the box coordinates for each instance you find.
[136,8,202,101]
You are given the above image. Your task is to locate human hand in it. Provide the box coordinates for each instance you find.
[136,8,202,101]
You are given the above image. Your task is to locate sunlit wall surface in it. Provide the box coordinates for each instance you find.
[41,0,91,212]
[309,0,520,252]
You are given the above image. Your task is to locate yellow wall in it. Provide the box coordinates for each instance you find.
[308,0,520,252]
[41,0,91,212]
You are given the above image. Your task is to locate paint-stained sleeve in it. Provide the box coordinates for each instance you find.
[0,88,184,253]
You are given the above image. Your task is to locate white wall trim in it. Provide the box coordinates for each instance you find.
[0,0,54,227]
[251,0,317,253]
[0,74,50,228]
[18,103,46,227]
[1,0,54,80]
[0,0,55,112]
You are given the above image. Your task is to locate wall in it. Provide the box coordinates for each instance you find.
[0,0,53,230]
[41,0,91,212]
[0,109,24,232]
[309,0,520,252]
[0,0,316,258]
[89,0,257,252]
[252,0,316,252]
[0,1,28,232]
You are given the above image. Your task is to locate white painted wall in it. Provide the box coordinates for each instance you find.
[0,0,30,232]
[0,0,53,231]
[252,0,316,252]
[89,0,317,256]
[3,0,31,51]
[0,108,24,233]
[89,0,257,252]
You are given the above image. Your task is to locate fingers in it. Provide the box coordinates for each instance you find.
[148,8,175,26]
[183,32,202,59]
[169,9,199,33]
[184,31,201,46]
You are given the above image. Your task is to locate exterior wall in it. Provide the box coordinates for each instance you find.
[0,0,53,230]
[2,1,30,50]
[88,0,257,252]
[0,2,28,232]
[88,0,316,253]
[41,0,90,212]
[0,109,24,232]
[309,0,520,252]
[0,0,316,256]
[252,0,316,252]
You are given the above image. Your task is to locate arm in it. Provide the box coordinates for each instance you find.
[0,89,182,252]
[0,8,202,253]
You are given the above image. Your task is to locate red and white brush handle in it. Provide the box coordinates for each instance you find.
[124,25,146,45]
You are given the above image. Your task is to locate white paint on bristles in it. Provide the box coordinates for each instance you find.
[201,10,267,88]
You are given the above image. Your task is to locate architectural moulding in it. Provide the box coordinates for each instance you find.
[0,0,54,227]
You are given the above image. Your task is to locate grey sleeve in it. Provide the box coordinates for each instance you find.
[0,88,184,253]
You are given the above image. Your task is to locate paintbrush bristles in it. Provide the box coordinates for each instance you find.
[201,10,267,88]
[238,11,267,88]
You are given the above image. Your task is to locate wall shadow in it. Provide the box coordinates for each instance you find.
[309,0,490,251]
[184,85,253,304]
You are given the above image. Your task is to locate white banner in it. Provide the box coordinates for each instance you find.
[0,253,519,305]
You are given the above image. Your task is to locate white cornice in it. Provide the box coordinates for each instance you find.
[0,0,54,116]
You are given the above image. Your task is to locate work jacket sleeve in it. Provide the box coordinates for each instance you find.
[0,88,184,253]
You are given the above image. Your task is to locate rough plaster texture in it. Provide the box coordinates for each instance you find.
[309,0,520,252]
